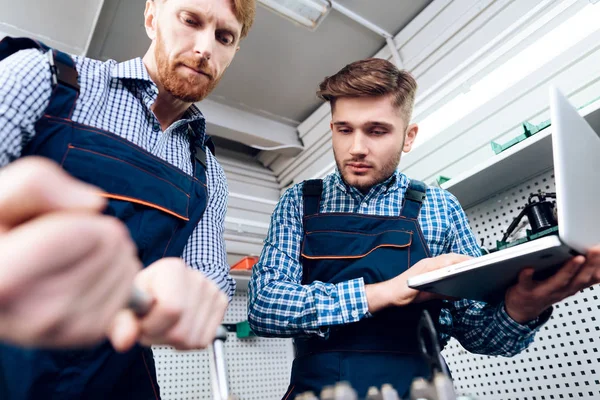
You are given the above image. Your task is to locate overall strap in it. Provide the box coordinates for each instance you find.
[400,179,427,219]
[0,36,79,119]
[302,179,323,217]
[188,120,213,176]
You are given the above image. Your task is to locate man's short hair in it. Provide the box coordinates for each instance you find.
[231,0,256,39]
[317,58,418,121]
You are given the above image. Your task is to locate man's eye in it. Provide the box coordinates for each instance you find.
[218,33,234,45]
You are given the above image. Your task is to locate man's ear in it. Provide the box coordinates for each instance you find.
[144,0,158,41]
[403,123,419,153]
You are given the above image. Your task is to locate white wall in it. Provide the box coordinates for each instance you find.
[264,0,600,193]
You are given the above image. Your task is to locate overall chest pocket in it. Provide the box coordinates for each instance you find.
[301,229,413,284]
[61,144,193,265]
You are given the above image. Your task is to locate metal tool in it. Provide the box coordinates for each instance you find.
[127,285,155,317]
[209,325,231,400]
[127,287,236,399]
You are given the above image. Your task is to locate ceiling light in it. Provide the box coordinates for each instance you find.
[259,0,332,30]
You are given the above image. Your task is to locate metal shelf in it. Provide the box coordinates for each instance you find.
[441,99,600,209]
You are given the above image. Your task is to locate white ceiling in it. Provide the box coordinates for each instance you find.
[0,0,102,54]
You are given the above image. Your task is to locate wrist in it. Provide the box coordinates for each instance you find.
[504,303,542,324]
[365,281,393,313]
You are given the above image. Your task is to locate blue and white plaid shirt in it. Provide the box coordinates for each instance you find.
[249,170,550,356]
[0,48,235,299]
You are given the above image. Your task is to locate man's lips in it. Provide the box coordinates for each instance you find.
[183,65,212,80]
[346,162,372,173]
[347,162,372,168]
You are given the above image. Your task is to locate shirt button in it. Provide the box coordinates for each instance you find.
[351,310,359,318]
[152,123,160,132]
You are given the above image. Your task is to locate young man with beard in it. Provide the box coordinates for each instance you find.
[248,58,600,399]
[0,0,255,398]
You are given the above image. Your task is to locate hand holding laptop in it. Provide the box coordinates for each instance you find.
[505,246,600,323]
[365,253,473,314]
[407,87,600,304]
[366,245,600,326]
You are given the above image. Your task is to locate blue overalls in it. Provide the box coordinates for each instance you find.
[283,179,443,399]
[0,37,212,399]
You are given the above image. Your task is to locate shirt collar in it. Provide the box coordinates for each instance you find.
[112,58,154,82]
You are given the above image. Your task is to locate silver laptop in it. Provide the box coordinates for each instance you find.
[407,87,600,303]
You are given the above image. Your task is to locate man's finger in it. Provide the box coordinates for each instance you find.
[516,268,536,291]
[0,157,105,228]
[108,309,141,353]
[134,259,188,339]
[542,255,585,291]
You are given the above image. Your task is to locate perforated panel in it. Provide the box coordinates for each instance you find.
[443,168,600,399]
[153,291,294,399]
[467,168,557,252]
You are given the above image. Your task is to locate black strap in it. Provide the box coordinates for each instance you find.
[302,179,323,216]
[0,37,79,92]
[400,179,427,219]
[189,124,214,169]
[195,147,208,169]
[0,37,79,120]
[48,50,79,91]
[204,135,216,156]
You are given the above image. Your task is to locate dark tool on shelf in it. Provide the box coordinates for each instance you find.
[497,191,558,251]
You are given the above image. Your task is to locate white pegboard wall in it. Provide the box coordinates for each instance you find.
[467,168,556,252]
[153,291,294,400]
[442,168,600,399]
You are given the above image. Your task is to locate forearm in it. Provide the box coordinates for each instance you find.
[248,272,368,338]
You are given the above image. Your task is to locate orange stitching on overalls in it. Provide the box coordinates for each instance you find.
[301,242,412,260]
[282,385,296,400]
[304,213,406,221]
[305,229,412,236]
[44,116,196,181]
[59,145,72,168]
[98,193,189,221]
[142,351,160,400]
[162,225,180,257]
[66,145,191,198]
